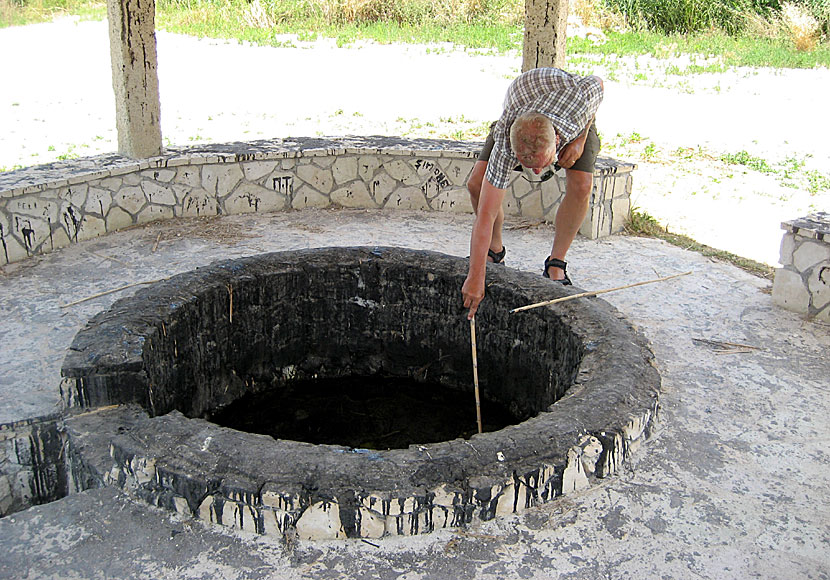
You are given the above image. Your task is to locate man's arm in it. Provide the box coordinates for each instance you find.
[462,177,506,319]
[557,75,603,168]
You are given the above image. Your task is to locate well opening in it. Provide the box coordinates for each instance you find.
[61,246,660,540]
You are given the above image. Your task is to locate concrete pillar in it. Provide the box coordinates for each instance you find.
[522,0,569,72]
[107,0,162,158]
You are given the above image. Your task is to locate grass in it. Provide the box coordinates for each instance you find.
[625,208,775,280]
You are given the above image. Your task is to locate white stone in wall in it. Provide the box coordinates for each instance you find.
[114,186,147,215]
[179,190,218,217]
[262,508,293,536]
[141,169,175,183]
[100,177,123,191]
[542,179,565,210]
[358,156,382,182]
[332,182,375,208]
[280,158,296,170]
[123,173,141,186]
[429,187,473,214]
[779,233,795,266]
[291,185,331,209]
[611,196,631,233]
[384,186,429,210]
[202,164,244,195]
[772,268,810,312]
[808,265,830,310]
[296,163,334,194]
[8,196,59,222]
[385,159,415,182]
[61,184,88,209]
[175,167,201,188]
[438,159,474,187]
[501,189,519,217]
[368,173,397,205]
[106,206,133,231]
[295,500,345,540]
[173,496,189,516]
[495,482,517,516]
[85,187,113,216]
[242,160,278,183]
[49,227,71,253]
[519,191,544,219]
[2,230,25,264]
[358,506,386,538]
[562,447,590,494]
[225,183,285,214]
[137,205,174,224]
[142,181,177,206]
[332,157,358,185]
[793,239,830,271]
[80,215,107,240]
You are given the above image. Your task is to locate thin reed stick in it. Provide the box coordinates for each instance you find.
[470,316,483,434]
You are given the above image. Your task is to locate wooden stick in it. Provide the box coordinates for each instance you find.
[470,316,483,434]
[88,250,129,267]
[511,271,693,313]
[151,232,162,253]
[59,277,170,308]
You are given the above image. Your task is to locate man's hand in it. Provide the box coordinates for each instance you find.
[462,274,485,320]
[557,138,585,169]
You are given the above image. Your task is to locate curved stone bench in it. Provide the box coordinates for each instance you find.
[0,136,636,266]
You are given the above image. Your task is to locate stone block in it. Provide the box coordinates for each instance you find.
[291,185,331,209]
[141,169,175,183]
[331,182,375,208]
[114,186,146,215]
[772,268,809,314]
[519,190,544,219]
[141,181,177,206]
[384,186,429,210]
[385,159,415,182]
[332,157,358,184]
[85,187,113,216]
[296,163,333,194]
[80,215,107,240]
[242,161,278,183]
[793,239,830,272]
[807,265,830,310]
[295,500,345,540]
[779,233,795,266]
[224,183,285,214]
[106,206,133,231]
[202,164,243,195]
[175,167,201,188]
[137,205,174,224]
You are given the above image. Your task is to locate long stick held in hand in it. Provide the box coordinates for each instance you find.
[470,317,483,434]
[510,271,692,314]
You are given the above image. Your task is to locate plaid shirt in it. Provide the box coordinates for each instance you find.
[485,68,604,189]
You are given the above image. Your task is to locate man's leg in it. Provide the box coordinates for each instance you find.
[468,160,505,260]
[545,168,592,279]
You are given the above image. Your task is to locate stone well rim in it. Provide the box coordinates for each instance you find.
[62,247,660,537]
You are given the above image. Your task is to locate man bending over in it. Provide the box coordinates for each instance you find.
[462,67,604,318]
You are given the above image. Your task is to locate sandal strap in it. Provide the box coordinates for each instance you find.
[542,257,572,285]
[488,246,506,264]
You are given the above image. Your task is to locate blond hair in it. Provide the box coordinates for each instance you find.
[509,113,557,162]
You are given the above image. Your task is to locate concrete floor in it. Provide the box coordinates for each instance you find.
[0,208,828,579]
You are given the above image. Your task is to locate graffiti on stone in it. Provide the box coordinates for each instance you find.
[415,159,451,199]
[271,176,293,196]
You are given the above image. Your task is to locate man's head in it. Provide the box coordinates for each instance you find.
[510,113,559,173]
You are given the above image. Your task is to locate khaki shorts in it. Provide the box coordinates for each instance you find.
[478,120,600,174]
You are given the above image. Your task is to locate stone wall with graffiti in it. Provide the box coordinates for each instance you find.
[0,136,635,266]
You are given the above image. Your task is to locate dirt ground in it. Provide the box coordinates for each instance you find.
[1,18,828,266]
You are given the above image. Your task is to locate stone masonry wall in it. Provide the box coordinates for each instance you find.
[772,212,830,322]
[0,136,636,266]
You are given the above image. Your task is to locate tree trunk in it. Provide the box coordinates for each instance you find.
[522,0,569,72]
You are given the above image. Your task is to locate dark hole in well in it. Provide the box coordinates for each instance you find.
[207,375,521,450]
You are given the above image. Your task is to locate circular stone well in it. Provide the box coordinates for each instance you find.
[61,247,660,540]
